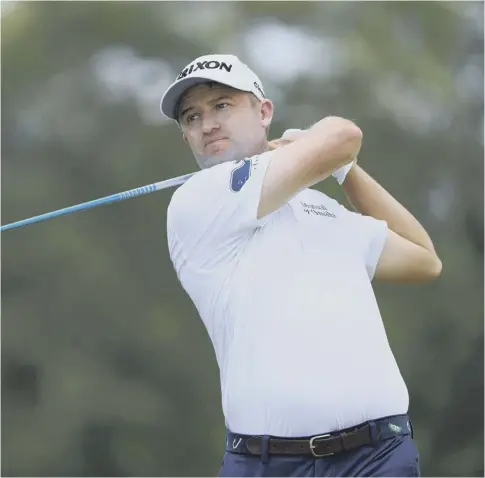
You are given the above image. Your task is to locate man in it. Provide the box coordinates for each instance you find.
[160,54,442,477]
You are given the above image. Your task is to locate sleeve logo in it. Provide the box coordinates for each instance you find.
[230,159,252,192]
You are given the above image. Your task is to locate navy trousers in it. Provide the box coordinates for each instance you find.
[219,425,420,477]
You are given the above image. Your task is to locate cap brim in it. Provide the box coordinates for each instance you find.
[160,75,257,120]
[160,76,216,120]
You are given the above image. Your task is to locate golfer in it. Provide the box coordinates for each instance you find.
[160,54,442,477]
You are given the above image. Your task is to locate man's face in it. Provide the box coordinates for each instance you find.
[177,83,273,169]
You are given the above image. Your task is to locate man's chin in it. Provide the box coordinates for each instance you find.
[195,149,244,169]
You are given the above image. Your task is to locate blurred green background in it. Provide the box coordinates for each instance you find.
[1,1,483,476]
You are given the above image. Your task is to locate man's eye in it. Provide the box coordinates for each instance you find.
[186,113,199,123]
[215,102,229,110]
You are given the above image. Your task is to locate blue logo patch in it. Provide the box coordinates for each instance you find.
[230,159,251,192]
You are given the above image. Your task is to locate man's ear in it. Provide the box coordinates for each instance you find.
[260,99,274,129]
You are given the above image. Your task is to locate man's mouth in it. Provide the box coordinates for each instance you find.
[205,137,228,148]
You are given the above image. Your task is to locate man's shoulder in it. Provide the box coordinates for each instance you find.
[167,161,237,225]
[168,166,220,209]
[168,170,202,205]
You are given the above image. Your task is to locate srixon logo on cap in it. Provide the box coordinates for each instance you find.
[177,60,233,80]
[253,81,265,98]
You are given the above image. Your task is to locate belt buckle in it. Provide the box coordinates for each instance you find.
[309,433,335,458]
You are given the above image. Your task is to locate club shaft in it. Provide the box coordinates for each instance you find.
[0,173,194,232]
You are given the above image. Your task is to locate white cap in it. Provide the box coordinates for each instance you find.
[160,54,266,120]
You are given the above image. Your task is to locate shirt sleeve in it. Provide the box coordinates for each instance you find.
[339,207,389,280]
[166,150,276,272]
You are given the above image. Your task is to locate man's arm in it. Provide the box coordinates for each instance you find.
[257,116,362,219]
[343,164,442,283]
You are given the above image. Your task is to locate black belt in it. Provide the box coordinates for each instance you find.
[227,414,412,458]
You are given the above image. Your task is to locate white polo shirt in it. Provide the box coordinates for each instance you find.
[166,150,409,438]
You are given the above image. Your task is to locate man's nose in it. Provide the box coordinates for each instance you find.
[201,114,220,134]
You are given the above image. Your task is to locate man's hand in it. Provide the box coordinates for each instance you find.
[270,128,356,183]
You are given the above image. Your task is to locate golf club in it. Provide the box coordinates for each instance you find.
[0,172,195,232]
[1,141,282,233]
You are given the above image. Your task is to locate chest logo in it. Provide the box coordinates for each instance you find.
[301,202,336,218]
